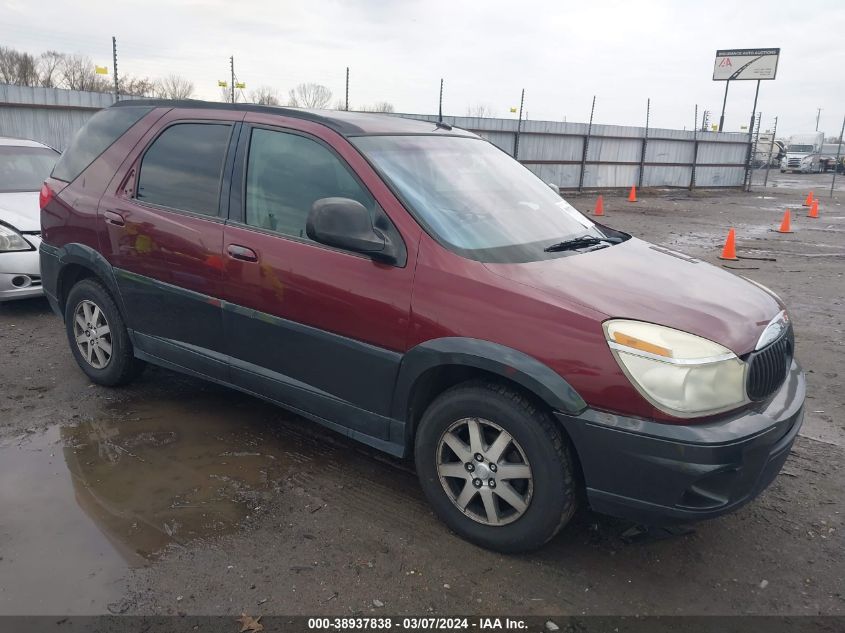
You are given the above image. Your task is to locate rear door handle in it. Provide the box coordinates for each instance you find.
[227,244,258,262]
[104,210,125,227]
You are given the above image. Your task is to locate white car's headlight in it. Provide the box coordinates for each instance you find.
[603,320,747,418]
[0,224,32,252]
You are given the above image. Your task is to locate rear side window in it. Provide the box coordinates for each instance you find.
[137,123,232,216]
[52,106,152,183]
[244,128,374,239]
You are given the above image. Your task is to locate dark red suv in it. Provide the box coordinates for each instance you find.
[39,101,805,552]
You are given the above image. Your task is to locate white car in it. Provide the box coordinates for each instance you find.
[0,137,59,301]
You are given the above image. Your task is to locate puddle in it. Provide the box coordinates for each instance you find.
[62,399,295,561]
[0,393,314,614]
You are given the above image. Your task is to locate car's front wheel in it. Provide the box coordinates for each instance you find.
[415,381,577,552]
[64,278,144,386]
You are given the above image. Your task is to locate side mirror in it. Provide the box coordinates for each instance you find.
[306,197,397,263]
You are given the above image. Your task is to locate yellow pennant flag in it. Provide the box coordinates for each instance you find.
[218,80,228,88]
[95,65,109,75]
[235,82,246,89]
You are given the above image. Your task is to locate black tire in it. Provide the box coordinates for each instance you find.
[64,278,144,386]
[415,381,577,553]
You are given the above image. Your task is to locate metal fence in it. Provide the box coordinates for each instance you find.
[402,114,752,189]
[0,84,143,151]
[1,84,751,188]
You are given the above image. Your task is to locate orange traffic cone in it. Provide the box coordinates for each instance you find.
[808,200,819,219]
[718,228,739,261]
[777,209,794,233]
[628,186,637,202]
[803,191,814,206]
[594,195,605,216]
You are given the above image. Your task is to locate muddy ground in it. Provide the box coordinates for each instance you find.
[0,170,843,618]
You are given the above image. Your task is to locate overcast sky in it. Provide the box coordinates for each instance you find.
[1,0,843,136]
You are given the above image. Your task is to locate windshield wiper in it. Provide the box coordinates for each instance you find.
[543,235,620,252]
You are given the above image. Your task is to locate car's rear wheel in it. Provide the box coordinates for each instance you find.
[415,381,577,553]
[64,278,144,386]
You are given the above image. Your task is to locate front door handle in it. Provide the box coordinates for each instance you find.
[104,210,125,227]
[227,244,258,262]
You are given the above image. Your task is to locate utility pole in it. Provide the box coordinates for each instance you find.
[230,56,235,104]
[345,67,349,111]
[438,78,443,123]
[112,36,119,102]
[816,107,822,131]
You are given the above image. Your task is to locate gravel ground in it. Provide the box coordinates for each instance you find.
[0,170,843,618]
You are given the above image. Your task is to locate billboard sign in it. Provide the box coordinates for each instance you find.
[713,48,780,81]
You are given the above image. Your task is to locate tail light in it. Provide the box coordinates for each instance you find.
[39,182,54,210]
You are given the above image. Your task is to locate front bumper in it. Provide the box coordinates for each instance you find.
[0,236,43,302]
[556,360,805,525]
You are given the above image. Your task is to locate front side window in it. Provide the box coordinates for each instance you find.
[244,128,375,239]
[0,146,59,192]
[137,123,232,216]
[352,135,620,263]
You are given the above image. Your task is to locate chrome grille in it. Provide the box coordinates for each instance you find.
[746,327,793,401]
[787,158,801,167]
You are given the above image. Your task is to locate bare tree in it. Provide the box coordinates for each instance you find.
[0,46,40,86]
[37,51,65,87]
[360,101,396,113]
[466,104,495,118]
[60,54,110,92]
[249,86,279,105]
[154,74,194,100]
[119,75,156,97]
[287,83,332,109]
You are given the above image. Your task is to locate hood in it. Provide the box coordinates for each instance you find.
[484,237,781,356]
[0,191,41,232]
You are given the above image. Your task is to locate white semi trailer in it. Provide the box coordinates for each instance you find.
[781,132,825,173]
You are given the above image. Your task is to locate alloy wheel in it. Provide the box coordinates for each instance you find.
[436,417,533,526]
[73,299,113,369]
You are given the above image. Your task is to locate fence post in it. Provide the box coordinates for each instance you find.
[763,116,778,188]
[578,95,596,192]
[830,113,845,198]
[514,88,525,159]
[638,98,650,189]
[746,112,762,192]
[690,104,698,191]
[743,79,761,191]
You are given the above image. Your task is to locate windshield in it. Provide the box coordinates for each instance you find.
[353,135,620,263]
[0,145,59,192]
[787,144,814,153]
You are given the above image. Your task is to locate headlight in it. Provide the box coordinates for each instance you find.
[603,320,747,418]
[0,224,32,252]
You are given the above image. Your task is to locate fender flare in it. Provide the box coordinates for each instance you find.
[41,242,125,319]
[390,337,587,425]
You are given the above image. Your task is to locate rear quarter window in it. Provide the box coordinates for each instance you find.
[136,122,232,216]
[52,106,153,183]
